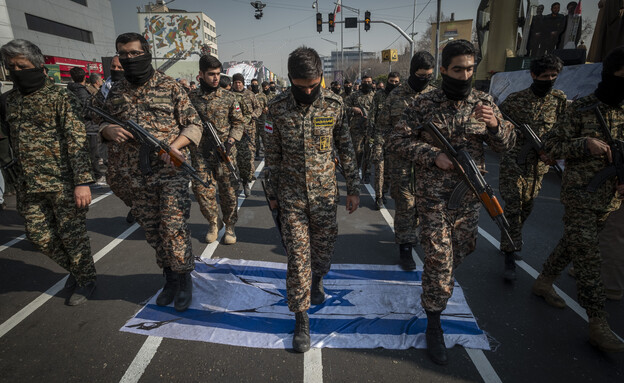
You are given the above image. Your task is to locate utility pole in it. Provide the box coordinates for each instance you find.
[434,0,442,79]
[410,0,417,58]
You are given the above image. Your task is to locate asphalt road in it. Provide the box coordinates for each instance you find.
[1,153,622,383]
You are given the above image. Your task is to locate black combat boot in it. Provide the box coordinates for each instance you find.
[174,272,193,312]
[375,198,383,210]
[399,244,416,271]
[293,312,310,353]
[243,181,251,198]
[68,280,97,306]
[311,274,325,305]
[126,210,135,223]
[156,267,178,306]
[503,252,517,281]
[64,273,77,291]
[425,310,448,365]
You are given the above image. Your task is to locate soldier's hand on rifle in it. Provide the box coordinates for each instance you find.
[74,185,92,208]
[435,152,455,170]
[586,137,612,162]
[539,153,556,166]
[346,195,359,214]
[160,146,186,169]
[352,107,363,116]
[474,105,499,130]
[225,137,236,155]
[101,124,134,143]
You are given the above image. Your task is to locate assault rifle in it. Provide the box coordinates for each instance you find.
[422,120,518,251]
[87,106,209,188]
[200,118,242,186]
[584,104,624,192]
[501,112,563,177]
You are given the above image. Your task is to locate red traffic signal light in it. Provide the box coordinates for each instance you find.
[364,11,371,31]
[316,12,322,33]
[328,13,335,33]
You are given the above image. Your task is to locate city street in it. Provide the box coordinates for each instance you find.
[1,152,623,383]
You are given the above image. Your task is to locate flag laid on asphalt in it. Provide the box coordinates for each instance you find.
[122,258,490,350]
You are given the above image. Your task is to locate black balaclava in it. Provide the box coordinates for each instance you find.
[10,67,47,95]
[110,70,125,82]
[120,53,154,85]
[289,76,322,105]
[360,82,373,94]
[595,71,624,107]
[199,78,218,94]
[344,85,352,96]
[530,78,556,98]
[251,84,259,93]
[441,73,473,101]
[385,81,399,94]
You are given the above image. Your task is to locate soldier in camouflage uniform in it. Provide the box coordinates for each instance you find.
[340,80,353,100]
[188,55,245,246]
[100,33,203,312]
[264,47,360,353]
[251,78,266,158]
[232,73,262,196]
[369,71,400,210]
[376,52,436,270]
[498,55,567,281]
[533,47,624,353]
[0,39,96,306]
[344,75,375,179]
[388,41,515,365]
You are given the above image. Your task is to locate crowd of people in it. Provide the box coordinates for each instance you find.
[0,32,623,365]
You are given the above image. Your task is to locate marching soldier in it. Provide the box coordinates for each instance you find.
[369,71,400,209]
[1,39,97,305]
[498,54,566,281]
[376,51,436,270]
[388,40,515,365]
[231,73,262,196]
[189,55,245,245]
[341,79,353,99]
[251,78,267,158]
[344,75,375,178]
[100,33,202,312]
[533,46,624,352]
[264,47,360,353]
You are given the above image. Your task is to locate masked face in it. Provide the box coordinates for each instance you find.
[119,53,154,85]
[360,81,373,94]
[289,75,322,105]
[344,85,352,95]
[10,67,47,95]
[440,55,475,101]
[269,85,276,91]
[251,84,259,93]
[595,71,624,107]
[110,70,125,82]
[407,71,432,93]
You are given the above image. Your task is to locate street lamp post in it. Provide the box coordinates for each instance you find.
[321,37,338,80]
[435,37,454,79]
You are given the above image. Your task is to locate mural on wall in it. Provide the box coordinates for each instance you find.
[142,13,203,60]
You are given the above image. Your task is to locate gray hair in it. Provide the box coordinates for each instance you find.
[89,73,102,84]
[0,39,45,68]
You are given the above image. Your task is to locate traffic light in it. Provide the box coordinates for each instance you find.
[328,13,335,33]
[364,11,371,31]
[316,12,322,33]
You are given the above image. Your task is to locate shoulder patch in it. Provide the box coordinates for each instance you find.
[234,102,241,112]
[264,120,273,134]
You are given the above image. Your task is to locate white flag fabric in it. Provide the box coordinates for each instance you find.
[122,258,490,350]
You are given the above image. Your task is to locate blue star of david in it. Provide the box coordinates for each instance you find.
[273,288,355,313]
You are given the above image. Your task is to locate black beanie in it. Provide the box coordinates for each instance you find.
[232,73,245,83]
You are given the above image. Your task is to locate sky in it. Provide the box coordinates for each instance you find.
[110,0,600,78]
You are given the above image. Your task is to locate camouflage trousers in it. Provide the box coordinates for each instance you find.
[391,156,418,245]
[541,206,613,319]
[255,121,265,156]
[280,199,338,313]
[236,132,256,182]
[372,144,390,198]
[498,167,545,252]
[350,129,367,171]
[419,196,480,312]
[191,150,239,226]
[16,189,96,286]
[118,166,194,273]
[106,145,133,208]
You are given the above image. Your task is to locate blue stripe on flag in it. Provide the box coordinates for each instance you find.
[132,305,483,336]
[196,263,423,281]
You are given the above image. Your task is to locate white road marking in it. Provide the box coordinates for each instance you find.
[362,182,501,383]
[303,348,323,383]
[120,161,265,383]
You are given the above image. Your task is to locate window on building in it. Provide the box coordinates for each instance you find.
[70,0,87,5]
[25,14,93,43]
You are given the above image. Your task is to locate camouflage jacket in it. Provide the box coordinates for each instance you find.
[255,91,269,123]
[499,87,567,176]
[344,90,375,134]
[232,88,262,135]
[388,88,516,200]
[264,89,360,204]
[102,71,203,174]
[3,80,94,193]
[543,94,624,211]
[369,90,388,138]
[189,87,245,147]
[376,83,436,146]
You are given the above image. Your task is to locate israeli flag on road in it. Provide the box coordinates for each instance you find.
[122,258,490,350]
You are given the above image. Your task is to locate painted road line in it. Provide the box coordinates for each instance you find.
[304,348,323,383]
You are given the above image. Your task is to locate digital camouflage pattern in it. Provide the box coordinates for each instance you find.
[264,88,360,313]
[233,88,262,182]
[188,86,245,226]
[388,88,515,312]
[4,79,96,285]
[102,71,202,273]
[369,90,390,197]
[498,87,567,252]
[376,83,436,244]
[255,91,269,154]
[539,94,624,319]
[344,90,375,169]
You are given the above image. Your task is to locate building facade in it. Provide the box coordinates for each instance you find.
[322,50,377,82]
